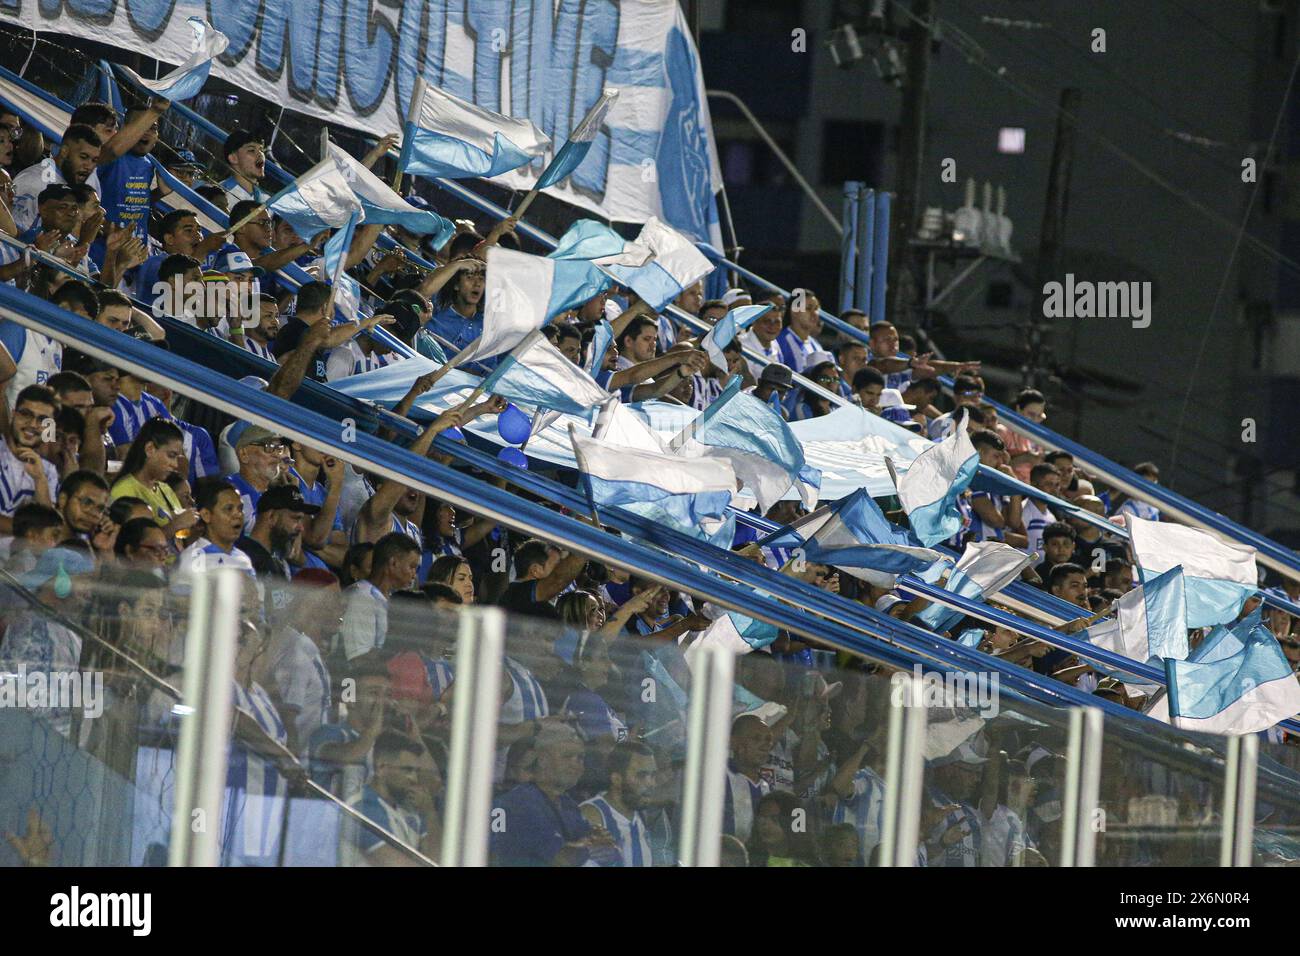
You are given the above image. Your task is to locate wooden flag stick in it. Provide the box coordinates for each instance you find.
[226,202,266,236]
[513,186,542,219]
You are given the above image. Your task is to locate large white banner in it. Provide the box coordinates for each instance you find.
[0,0,724,242]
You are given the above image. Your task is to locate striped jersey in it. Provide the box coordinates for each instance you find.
[243,337,277,363]
[108,390,171,447]
[221,680,288,865]
[0,436,59,518]
[341,580,389,660]
[0,320,61,408]
[775,328,822,373]
[739,330,782,380]
[1118,499,1160,523]
[581,795,651,867]
[965,491,1006,542]
[832,766,886,865]
[1021,499,1055,561]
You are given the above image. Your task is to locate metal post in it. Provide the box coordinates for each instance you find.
[1220,734,1259,867]
[854,189,876,314]
[879,677,927,867]
[840,182,862,313]
[1060,706,1103,867]
[678,645,735,867]
[888,0,934,322]
[871,191,892,325]
[441,607,505,867]
[168,568,240,867]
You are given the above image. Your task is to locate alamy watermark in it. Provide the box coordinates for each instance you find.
[889,664,1000,718]
[151,279,259,324]
[0,666,104,719]
[1042,273,1151,329]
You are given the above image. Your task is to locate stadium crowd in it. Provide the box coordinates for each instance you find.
[1,83,1298,869]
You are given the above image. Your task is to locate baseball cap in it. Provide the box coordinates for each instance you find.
[377,300,422,341]
[758,363,794,390]
[234,424,282,450]
[213,248,266,278]
[879,388,915,411]
[721,288,752,307]
[804,350,838,371]
[168,149,204,170]
[875,593,906,614]
[257,485,321,516]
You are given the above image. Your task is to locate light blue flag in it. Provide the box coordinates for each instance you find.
[570,425,735,536]
[549,219,653,267]
[117,18,228,102]
[398,83,550,180]
[1082,566,1188,686]
[266,158,365,242]
[957,628,985,648]
[480,332,611,415]
[913,567,986,633]
[1127,514,1258,628]
[672,375,821,511]
[895,411,979,546]
[326,143,455,248]
[1166,617,1300,735]
[322,211,363,319]
[585,320,615,375]
[535,89,620,190]
[758,488,940,580]
[604,218,715,311]
[701,304,771,372]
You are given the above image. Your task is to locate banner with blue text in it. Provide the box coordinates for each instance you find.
[0,0,723,242]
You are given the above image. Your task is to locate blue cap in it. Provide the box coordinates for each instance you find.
[170,149,203,168]
[213,248,266,278]
[883,406,914,425]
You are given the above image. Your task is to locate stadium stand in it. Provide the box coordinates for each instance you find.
[1,25,1300,872]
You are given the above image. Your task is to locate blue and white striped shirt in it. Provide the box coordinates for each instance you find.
[582,795,651,867]
[108,391,171,447]
[0,436,59,518]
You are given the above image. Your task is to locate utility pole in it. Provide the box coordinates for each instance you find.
[1030,88,1081,428]
[888,0,935,324]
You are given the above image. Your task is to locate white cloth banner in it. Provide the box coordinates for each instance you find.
[1,0,724,243]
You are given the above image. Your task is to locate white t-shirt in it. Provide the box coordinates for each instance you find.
[1022,499,1056,561]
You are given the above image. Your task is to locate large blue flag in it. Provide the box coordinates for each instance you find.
[327,143,454,248]
[605,218,715,311]
[1082,566,1188,684]
[911,541,1035,633]
[266,157,365,242]
[549,219,653,267]
[398,83,551,181]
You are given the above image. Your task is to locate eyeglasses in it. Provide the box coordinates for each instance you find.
[250,218,272,228]
[0,123,21,141]
[251,441,287,453]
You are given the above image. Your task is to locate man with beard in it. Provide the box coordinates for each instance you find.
[581,741,658,867]
[243,293,282,363]
[0,386,59,534]
[345,730,438,866]
[11,125,102,232]
[238,485,319,625]
[134,210,227,302]
[228,425,290,534]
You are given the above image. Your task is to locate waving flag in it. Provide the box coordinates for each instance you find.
[535,89,621,190]
[585,320,615,376]
[759,488,941,586]
[606,218,715,311]
[481,332,610,415]
[326,143,454,247]
[684,610,780,674]
[570,426,735,531]
[321,211,362,319]
[1127,515,1257,628]
[398,84,551,181]
[266,157,365,241]
[701,304,771,372]
[117,18,228,102]
[895,411,979,546]
[674,376,820,511]
[1165,617,1300,735]
[911,541,1035,633]
[462,247,610,363]
[1083,566,1188,673]
[549,220,654,268]
[592,397,668,453]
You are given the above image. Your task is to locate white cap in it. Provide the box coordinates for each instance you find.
[804,349,838,370]
[721,287,752,307]
[879,388,915,410]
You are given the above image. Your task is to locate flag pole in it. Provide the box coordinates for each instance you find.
[511,88,619,220]
[393,77,428,192]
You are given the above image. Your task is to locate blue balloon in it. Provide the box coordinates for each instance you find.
[497,403,532,445]
[498,446,529,469]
